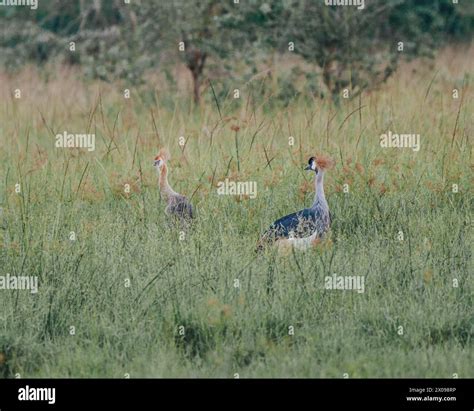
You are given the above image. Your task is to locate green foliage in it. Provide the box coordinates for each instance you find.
[0,20,60,69]
[389,0,474,45]
[287,2,399,100]
[1,1,472,97]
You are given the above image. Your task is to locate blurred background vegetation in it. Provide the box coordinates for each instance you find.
[0,0,473,104]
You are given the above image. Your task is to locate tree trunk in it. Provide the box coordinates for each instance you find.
[192,72,200,105]
[185,48,207,105]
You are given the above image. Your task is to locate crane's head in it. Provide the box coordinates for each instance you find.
[153,148,170,169]
[305,157,318,173]
[305,155,334,174]
[153,155,164,168]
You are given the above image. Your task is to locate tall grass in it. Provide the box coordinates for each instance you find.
[0,48,472,377]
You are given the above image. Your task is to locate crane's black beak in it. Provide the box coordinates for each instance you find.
[304,165,311,170]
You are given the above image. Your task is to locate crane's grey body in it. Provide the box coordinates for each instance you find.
[154,152,195,224]
[258,156,331,250]
[165,194,194,220]
[264,201,330,241]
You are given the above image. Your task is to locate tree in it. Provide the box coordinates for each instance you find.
[0,0,472,102]
[286,0,473,101]
[154,0,291,104]
[285,1,402,101]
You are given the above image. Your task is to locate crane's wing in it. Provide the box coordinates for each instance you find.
[166,195,194,219]
[262,207,327,241]
[256,198,332,252]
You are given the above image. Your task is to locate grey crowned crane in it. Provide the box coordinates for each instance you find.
[257,155,334,252]
[153,148,195,221]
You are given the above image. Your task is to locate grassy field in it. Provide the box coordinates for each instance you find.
[0,48,472,378]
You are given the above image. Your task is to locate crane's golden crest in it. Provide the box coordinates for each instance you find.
[315,155,335,170]
[155,148,171,163]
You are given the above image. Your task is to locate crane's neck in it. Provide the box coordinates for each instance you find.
[313,171,328,210]
[158,163,179,199]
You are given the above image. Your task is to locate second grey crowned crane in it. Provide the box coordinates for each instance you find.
[257,155,334,252]
[153,148,195,222]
